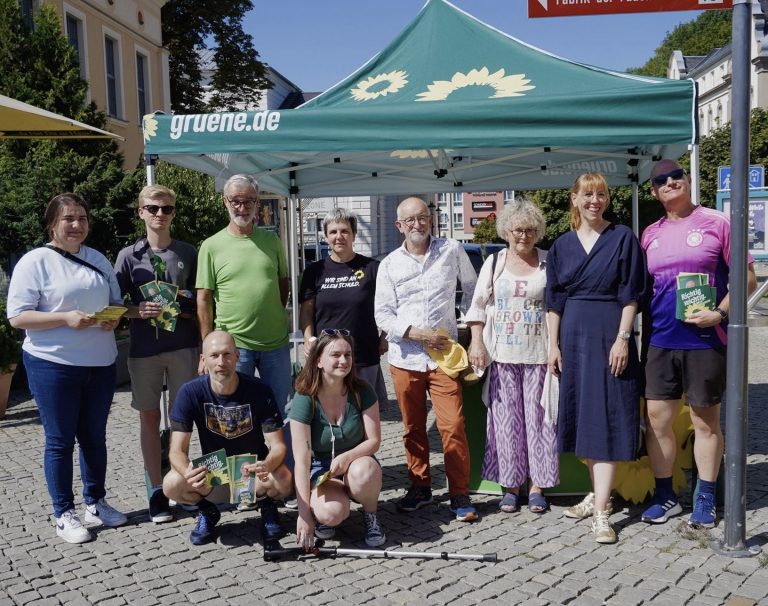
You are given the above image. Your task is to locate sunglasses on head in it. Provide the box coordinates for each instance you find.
[141,204,175,215]
[321,328,351,337]
[651,168,686,187]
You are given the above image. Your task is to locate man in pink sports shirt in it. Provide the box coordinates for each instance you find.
[640,159,757,529]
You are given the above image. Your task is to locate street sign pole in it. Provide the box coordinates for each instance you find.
[712,0,760,559]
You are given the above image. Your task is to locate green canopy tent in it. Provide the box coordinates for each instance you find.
[143,0,695,196]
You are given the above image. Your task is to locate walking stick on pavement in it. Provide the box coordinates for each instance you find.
[263,541,497,563]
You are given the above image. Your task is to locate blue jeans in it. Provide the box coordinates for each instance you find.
[237,344,294,469]
[24,351,116,517]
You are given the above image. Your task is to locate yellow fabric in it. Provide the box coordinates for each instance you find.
[427,329,468,378]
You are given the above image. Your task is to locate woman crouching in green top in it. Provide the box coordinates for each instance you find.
[290,329,386,549]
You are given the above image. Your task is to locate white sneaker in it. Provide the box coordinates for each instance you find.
[55,509,93,544]
[564,492,614,519]
[591,510,617,544]
[84,498,128,528]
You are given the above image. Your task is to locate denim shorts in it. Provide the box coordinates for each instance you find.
[309,455,380,487]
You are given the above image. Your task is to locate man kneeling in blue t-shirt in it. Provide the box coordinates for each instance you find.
[163,331,292,545]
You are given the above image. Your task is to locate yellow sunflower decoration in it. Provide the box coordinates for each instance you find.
[354,269,365,280]
[612,402,695,504]
[142,114,158,143]
[415,67,535,102]
[350,70,408,102]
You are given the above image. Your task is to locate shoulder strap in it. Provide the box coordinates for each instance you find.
[45,244,105,278]
[354,390,361,411]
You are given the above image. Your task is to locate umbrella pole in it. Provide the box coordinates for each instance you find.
[288,167,301,365]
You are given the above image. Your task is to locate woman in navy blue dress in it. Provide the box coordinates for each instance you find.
[545,173,648,544]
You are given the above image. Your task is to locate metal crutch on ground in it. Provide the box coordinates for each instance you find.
[263,541,497,562]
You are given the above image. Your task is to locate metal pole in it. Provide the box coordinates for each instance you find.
[690,143,701,206]
[264,544,497,562]
[713,0,758,558]
[145,154,156,186]
[288,167,302,366]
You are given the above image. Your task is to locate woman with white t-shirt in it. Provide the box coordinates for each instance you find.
[466,199,558,514]
[6,193,127,544]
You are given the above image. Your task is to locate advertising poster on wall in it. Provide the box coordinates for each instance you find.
[257,198,280,233]
[722,197,767,257]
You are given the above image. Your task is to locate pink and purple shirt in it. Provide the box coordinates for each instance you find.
[641,205,751,350]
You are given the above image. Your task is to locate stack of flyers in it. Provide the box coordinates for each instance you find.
[139,280,182,332]
[227,454,258,506]
[191,449,230,490]
[676,273,716,320]
[89,305,127,322]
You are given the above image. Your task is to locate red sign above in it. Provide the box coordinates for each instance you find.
[528,0,732,19]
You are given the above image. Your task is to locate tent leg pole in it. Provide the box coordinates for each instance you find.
[689,143,700,206]
[145,154,157,186]
[288,168,302,367]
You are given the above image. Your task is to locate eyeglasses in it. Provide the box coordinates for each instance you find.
[225,197,258,209]
[510,228,537,238]
[321,328,351,337]
[399,214,431,227]
[651,168,686,187]
[140,204,175,215]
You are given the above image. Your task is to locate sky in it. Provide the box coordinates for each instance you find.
[243,1,706,92]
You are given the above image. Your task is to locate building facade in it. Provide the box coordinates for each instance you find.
[432,190,515,241]
[26,0,171,167]
[668,3,768,137]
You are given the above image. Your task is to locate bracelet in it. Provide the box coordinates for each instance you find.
[617,330,631,341]
[713,307,727,320]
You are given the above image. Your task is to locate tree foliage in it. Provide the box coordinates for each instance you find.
[162,0,271,112]
[629,10,731,76]
[0,1,141,270]
[471,217,503,244]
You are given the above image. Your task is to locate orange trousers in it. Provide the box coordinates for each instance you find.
[389,365,471,496]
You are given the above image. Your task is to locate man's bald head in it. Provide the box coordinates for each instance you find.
[203,330,236,354]
[397,197,429,219]
[201,330,239,382]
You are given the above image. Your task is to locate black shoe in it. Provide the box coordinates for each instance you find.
[397,486,433,512]
[149,489,173,524]
[261,498,282,541]
[190,500,220,546]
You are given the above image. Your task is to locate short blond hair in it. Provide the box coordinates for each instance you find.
[496,198,546,242]
[138,184,176,207]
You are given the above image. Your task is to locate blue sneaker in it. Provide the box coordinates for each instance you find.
[689,493,716,528]
[641,494,682,524]
[260,498,282,540]
[449,494,479,522]
[189,501,220,546]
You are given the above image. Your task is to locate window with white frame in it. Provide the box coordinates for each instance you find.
[453,210,463,229]
[439,211,448,229]
[104,34,122,119]
[136,52,150,121]
[453,193,463,204]
[504,190,515,202]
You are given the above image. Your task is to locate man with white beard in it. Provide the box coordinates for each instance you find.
[375,197,479,522]
[196,174,291,538]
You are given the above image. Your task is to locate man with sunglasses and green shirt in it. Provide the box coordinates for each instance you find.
[196,174,292,528]
[115,184,199,525]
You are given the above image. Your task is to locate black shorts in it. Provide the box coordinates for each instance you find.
[644,345,726,407]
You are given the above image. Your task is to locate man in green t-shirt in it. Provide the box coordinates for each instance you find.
[196,174,293,514]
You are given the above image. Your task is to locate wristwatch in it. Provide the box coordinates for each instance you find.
[714,307,727,321]
[617,330,631,341]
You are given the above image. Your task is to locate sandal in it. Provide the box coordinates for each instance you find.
[499,492,520,513]
[528,491,549,514]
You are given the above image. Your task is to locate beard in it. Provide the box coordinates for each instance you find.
[228,208,256,228]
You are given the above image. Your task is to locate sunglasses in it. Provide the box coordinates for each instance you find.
[321,328,351,337]
[140,204,175,215]
[651,168,686,187]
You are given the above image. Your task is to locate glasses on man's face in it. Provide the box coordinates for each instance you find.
[321,328,351,337]
[652,168,686,187]
[399,214,431,227]
[226,197,258,209]
[140,204,175,216]
[510,227,536,238]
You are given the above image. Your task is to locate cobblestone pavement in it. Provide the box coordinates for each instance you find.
[2,329,768,606]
